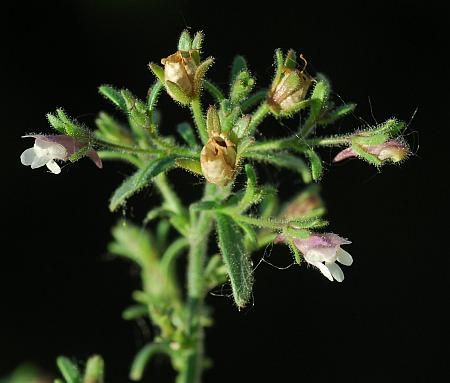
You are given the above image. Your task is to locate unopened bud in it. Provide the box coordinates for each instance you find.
[200,133,237,187]
[334,139,409,164]
[282,192,323,220]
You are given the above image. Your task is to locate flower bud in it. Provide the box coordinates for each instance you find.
[161,50,198,99]
[268,67,312,114]
[282,192,323,220]
[333,139,409,164]
[200,133,237,187]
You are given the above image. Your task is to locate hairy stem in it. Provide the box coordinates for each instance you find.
[154,173,186,217]
[247,102,270,135]
[190,98,208,144]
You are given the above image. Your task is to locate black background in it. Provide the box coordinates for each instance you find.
[3,1,448,382]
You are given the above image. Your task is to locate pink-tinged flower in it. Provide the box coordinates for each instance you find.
[276,232,352,282]
[20,135,102,174]
[333,140,409,163]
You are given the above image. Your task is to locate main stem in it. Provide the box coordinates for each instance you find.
[181,185,218,383]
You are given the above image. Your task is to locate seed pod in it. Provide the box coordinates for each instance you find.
[200,133,237,187]
[268,68,312,113]
[161,50,198,99]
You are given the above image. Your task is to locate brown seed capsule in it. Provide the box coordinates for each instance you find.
[161,50,198,97]
[267,68,312,113]
[200,133,237,187]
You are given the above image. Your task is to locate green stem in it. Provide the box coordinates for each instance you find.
[154,173,186,217]
[305,136,351,146]
[247,102,270,135]
[203,79,225,102]
[190,98,208,144]
[241,90,267,112]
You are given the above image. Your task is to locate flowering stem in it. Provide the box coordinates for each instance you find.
[305,135,351,146]
[247,102,270,135]
[190,98,208,144]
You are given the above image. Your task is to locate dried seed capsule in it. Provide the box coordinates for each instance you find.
[200,133,237,187]
[161,50,198,99]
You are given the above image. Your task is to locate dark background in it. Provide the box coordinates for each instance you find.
[3,0,448,382]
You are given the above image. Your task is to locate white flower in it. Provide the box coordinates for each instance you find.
[20,137,67,174]
[20,135,103,174]
[276,232,353,282]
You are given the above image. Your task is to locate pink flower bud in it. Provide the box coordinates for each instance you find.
[20,135,102,174]
[333,139,409,163]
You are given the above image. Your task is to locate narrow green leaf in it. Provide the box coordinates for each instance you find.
[83,355,104,383]
[318,103,356,125]
[306,150,323,181]
[129,343,171,381]
[236,221,258,250]
[273,49,284,85]
[109,156,178,212]
[147,81,163,114]
[245,152,312,183]
[56,357,81,383]
[192,31,204,51]
[56,109,85,137]
[284,49,297,69]
[303,79,330,128]
[99,85,127,111]
[47,113,66,133]
[178,30,192,51]
[148,63,165,83]
[206,105,221,135]
[233,115,251,139]
[216,213,254,307]
[237,164,258,211]
[175,158,202,175]
[240,90,267,112]
[190,200,220,211]
[194,57,214,94]
[166,80,191,105]
[122,304,148,320]
[176,122,198,147]
[230,55,247,82]
[351,143,382,166]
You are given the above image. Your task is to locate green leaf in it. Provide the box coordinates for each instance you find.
[56,109,85,137]
[47,113,66,133]
[216,213,254,308]
[318,103,356,125]
[147,81,163,114]
[98,151,142,168]
[190,200,220,211]
[284,49,297,69]
[148,63,165,83]
[303,78,330,128]
[245,152,312,184]
[129,343,171,381]
[193,57,214,94]
[56,357,81,383]
[192,31,204,51]
[175,158,202,175]
[240,90,267,112]
[351,143,382,166]
[178,30,192,51]
[236,221,258,250]
[279,99,310,117]
[204,254,228,291]
[122,304,148,320]
[206,105,221,135]
[98,85,127,111]
[273,49,284,85]
[233,115,251,139]
[109,156,178,212]
[166,80,191,105]
[230,55,247,82]
[306,150,323,181]
[83,355,104,383]
[372,118,406,137]
[176,122,198,147]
